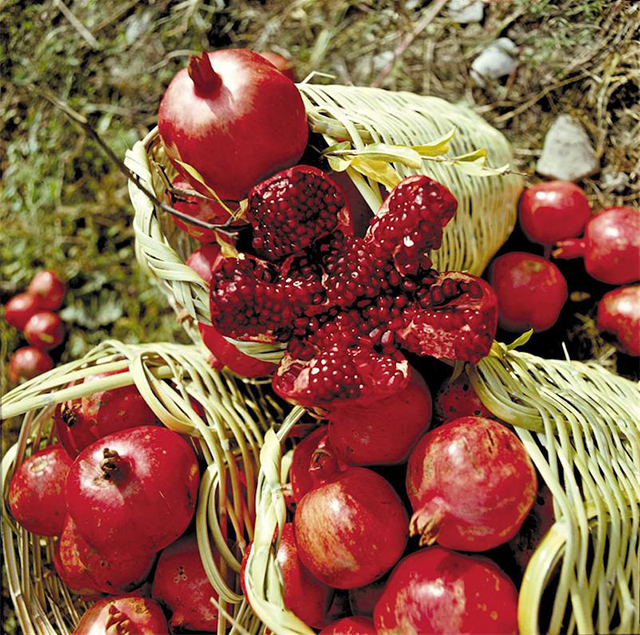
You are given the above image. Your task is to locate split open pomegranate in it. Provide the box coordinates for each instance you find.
[209,169,498,411]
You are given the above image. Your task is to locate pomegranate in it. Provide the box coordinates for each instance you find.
[8,347,53,383]
[55,518,101,596]
[8,445,72,536]
[72,596,168,635]
[58,515,155,595]
[553,206,640,284]
[488,251,568,332]
[27,270,66,310]
[241,524,334,628]
[320,616,377,634]
[169,176,231,242]
[327,366,432,465]
[4,292,43,330]
[507,482,555,573]
[158,49,308,200]
[209,172,498,410]
[329,170,374,237]
[54,370,160,457]
[294,467,408,589]
[406,416,537,551]
[290,425,345,503]
[66,426,200,559]
[518,180,591,245]
[434,372,494,424]
[23,311,65,350]
[597,285,640,356]
[152,533,221,632]
[374,547,519,634]
[258,51,297,81]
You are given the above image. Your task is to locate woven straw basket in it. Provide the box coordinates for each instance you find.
[244,343,640,635]
[1,340,291,634]
[125,83,523,352]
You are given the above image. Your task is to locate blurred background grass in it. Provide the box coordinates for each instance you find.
[1,0,638,629]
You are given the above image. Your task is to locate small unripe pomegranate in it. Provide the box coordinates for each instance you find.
[8,347,53,383]
[597,285,640,356]
[518,181,591,245]
[27,270,66,310]
[4,292,43,330]
[488,252,568,332]
[24,311,65,350]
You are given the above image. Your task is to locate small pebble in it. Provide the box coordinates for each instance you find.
[448,0,484,24]
[470,38,518,86]
[536,114,599,181]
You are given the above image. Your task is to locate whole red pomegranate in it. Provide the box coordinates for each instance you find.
[597,285,640,356]
[8,445,72,536]
[553,206,640,284]
[54,370,160,457]
[327,366,432,465]
[518,180,591,245]
[406,416,537,551]
[152,533,221,632]
[374,547,519,634]
[66,426,200,559]
[8,347,53,383]
[169,176,231,242]
[24,311,65,350]
[488,251,568,332]
[294,467,408,589]
[241,524,334,629]
[4,292,42,330]
[27,270,66,310]
[72,596,168,635]
[58,514,156,595]
[434,372,494,424]
[158,49,308,200]
[209,171,498,411]
[320,616,377,634]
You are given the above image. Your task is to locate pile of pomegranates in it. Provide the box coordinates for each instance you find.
[4,270,67,383]
[486,179,639,363]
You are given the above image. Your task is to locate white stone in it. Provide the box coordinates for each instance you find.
[470,38,518,86]
[448,0,484,24]
[601,170,629,193]
[536,115,600,182]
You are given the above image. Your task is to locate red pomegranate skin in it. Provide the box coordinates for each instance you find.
[72,596,169,635]
[294,467,408,589]
[328,367,432,466]
[8,347,53,383]
[348,574,388,618]
[27,270,65,310]
[66,426,200,559]
[54,370,160,457]
[152,533,220,632]
[258,51,297,81]
[434,372,494,424]
[406,416,537,551]
[518,180,591,245]
[24,311,65,350]
[4,292,43,330]
[185,243,223,284]
[8,445,72,536]
[374,547,519,635]
[55,517,101,596]
[320,616,377,634]
[597,285,640,356]
[488,251,568,332]
[158,49,308,200]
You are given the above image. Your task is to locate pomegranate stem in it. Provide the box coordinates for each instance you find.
[552,237,586,260]
[188,52,222,97]
[100,448,122,480]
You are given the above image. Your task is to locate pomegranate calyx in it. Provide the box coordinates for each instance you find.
[409,504,446,547]
[552,237,587,260]
[187,52,222,96]
[100,448,124,481]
